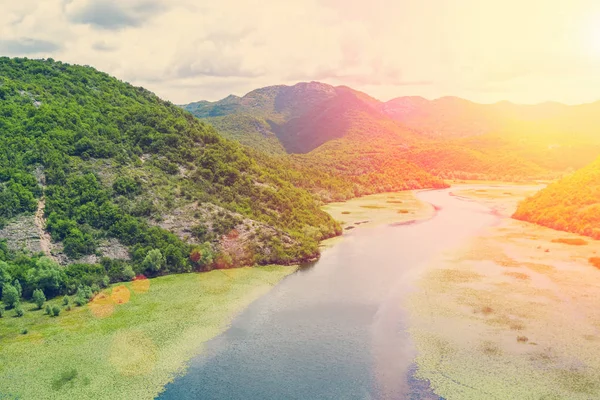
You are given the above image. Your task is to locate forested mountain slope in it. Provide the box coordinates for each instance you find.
[183,82,404,154]
[184,83,592,181]
[0,57,341,301]
[184,81,448,194]
[385,97,600,172]
[513,157,600,238]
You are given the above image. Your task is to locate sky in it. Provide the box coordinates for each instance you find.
[2,0,600,104]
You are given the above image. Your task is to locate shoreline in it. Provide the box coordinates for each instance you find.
[0,266,297,400]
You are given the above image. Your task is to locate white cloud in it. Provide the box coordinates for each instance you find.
[1,0,600,104]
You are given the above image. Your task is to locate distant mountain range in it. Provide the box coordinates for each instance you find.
[182,82,600,180]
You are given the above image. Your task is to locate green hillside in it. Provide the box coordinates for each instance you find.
[183,83,568,181]
[0,57,341,303]
[184,82,448,196]
[513,157,600,238]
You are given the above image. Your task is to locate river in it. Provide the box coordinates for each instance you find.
[157,187,502,400]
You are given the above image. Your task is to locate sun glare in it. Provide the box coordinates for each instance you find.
[585,21,600,57]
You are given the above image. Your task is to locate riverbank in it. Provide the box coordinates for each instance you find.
[0,266,296,400]
[408,185,600,399]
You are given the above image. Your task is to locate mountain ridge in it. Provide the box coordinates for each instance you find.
[182,81,600,180]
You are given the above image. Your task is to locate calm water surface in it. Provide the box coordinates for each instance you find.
[158,187,503,400]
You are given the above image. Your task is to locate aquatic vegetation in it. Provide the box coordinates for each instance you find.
[589,257,600,269]
[552,238,588,246]
[504,271,530,280]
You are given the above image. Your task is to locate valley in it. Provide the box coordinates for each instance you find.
[1,57,600,400]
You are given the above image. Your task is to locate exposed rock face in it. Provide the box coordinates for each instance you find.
[0,215,41,254]
[0,205,130,265]
[154,201,301,266]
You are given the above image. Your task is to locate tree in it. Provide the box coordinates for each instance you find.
[0,261,11,294]
[51,305,61,317]
[32,289,46,309]
[13,279,22,298]
[2,283,19,309]
[142,249,165,273]
[27,257,66,297]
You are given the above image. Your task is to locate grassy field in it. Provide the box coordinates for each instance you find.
[0,266,295,400]
[408,185,600,399]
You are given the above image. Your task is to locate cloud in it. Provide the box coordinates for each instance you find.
[66,0,165,30]
[0,38,61,55]
[175,59,265,79]
[2,0,600,105]
[92,41,118,52]
[287,65,432,87]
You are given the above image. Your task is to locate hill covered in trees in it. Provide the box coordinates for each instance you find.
[184,81,448,196]
[184,83,596,181]
[385,96,600,173]
[0,57,343,304]
[513,157,600,238]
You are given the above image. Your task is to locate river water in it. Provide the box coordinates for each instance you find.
[158,187,501,400]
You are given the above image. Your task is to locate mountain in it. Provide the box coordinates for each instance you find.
[384,96,600,172]
[184,83,591,181]
[0,57,343,302]
[513,157,600,238]
[184,82,448,194]
[183,82,402,154]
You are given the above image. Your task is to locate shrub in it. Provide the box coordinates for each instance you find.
[45,304,52,315]
[63,296,70,306]
[14,306,24,317]
[122,265,135,281]
[32,289,46,309]
[0,308,3,318]
[112,176,141,196]
[590,257,600,269]
[74,285,93,306]
[52,368,78,390]
[51,306,61,317]
[21,328,28,335]
[142,249,165,274]
[2,283,19,309]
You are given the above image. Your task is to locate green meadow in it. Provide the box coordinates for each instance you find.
[0,266,295,400]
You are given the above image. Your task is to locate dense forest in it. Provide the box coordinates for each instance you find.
[513,156,600,238]
[0,57,345,306]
